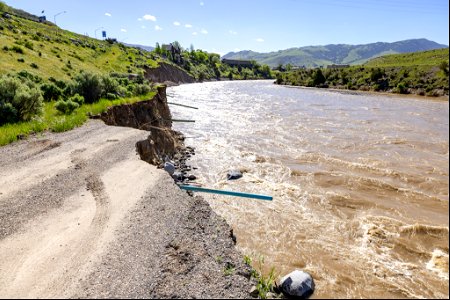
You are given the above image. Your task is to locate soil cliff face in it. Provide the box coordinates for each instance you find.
[144,62,195,84]
[101,85,183,165]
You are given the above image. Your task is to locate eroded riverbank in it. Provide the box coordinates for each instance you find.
[0,88,254,298]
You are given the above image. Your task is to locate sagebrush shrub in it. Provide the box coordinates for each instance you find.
[0,75,43,124]
[73,72,102,103]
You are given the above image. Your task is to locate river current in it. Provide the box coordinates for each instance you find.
[168,80,449,298]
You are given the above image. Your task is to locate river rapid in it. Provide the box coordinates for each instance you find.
[168,80,449,299]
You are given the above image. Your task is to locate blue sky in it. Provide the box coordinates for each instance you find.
[5,0,449,55]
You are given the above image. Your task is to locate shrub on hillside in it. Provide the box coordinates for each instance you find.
[41,82,62,101]
[17,70,42,83]
[48,77,68,90]
[70,93,85,105]
[0,76,43,125]
[13,86,44,120]
[439,61,449,76]
[133,83,151,96]
[55,99,79,115]
[101,75,119,98]
[73,72,102,104]
[117,86,132,98]
[0,102,18,125]
[11,45,24,54]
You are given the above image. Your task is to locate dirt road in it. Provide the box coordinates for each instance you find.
[0,120,253,298]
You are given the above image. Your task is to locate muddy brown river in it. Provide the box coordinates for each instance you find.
[169,80,449,298]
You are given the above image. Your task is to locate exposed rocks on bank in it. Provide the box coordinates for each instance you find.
[144,62,196,86]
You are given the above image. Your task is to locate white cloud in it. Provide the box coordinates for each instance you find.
[229,30,238,35]
[192,32,198,35]
[200,2,204,6]
[185,24,193,28]
[155,25,163,31]
[256,38,265,42]
[137,18,142,21]
[173,21,181,26]
[141,25,146,29]
[234,48,241,52]
[142,14,157,22]
[121,29,127,32]
[201,29,208,34]
[105,13,112,17]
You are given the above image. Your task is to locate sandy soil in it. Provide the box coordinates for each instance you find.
[0,120,253,299]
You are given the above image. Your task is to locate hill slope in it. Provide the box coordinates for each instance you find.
[223,39,448,68]
[275,48,449,97]
[0,11,159,81]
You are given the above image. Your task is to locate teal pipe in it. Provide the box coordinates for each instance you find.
[180,185,273,201]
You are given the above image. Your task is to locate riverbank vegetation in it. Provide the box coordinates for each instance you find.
[0,70,157,146]
[275,48,449,97]
[154,42,274,81]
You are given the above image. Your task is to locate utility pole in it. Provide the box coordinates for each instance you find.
[95,27,104,39]
[54,11,66,35]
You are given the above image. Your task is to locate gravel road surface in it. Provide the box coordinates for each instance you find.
[0,120,253,299]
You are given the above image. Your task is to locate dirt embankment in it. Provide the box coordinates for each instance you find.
[145,62,196,85]
[101,85,184,165]
[0,86,254,298]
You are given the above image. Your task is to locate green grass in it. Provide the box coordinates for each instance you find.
[244,254,278,299]
[365,48,449,68]
[0,91,156,146]
[0,12,159,81]
[0,5,165,146]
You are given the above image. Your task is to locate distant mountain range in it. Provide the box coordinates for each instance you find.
[222,39,448,68]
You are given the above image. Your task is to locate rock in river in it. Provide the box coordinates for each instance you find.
[227,170,243,180]
[280,270,315,298]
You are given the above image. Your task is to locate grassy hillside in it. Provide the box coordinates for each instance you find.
[276,48,449,97]
[365,48,449,68]
[0,12,158,81]
[0,3,165,146]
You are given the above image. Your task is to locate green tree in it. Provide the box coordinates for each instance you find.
[172,41,182,51]
[154,43,162,55]
[370,68,385,82]
[286,64,293,72]
[312,69,326,86]
[439,61,449,76]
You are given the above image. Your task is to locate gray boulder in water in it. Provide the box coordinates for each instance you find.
[280,270,315,298]
[227,170,243,180]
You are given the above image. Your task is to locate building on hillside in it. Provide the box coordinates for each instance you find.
[162,43,181,54]
[162,43,182,64]
[221,59,254,68]
[327,64,350,69]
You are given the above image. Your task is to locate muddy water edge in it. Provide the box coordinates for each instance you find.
[168,80,449,299]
